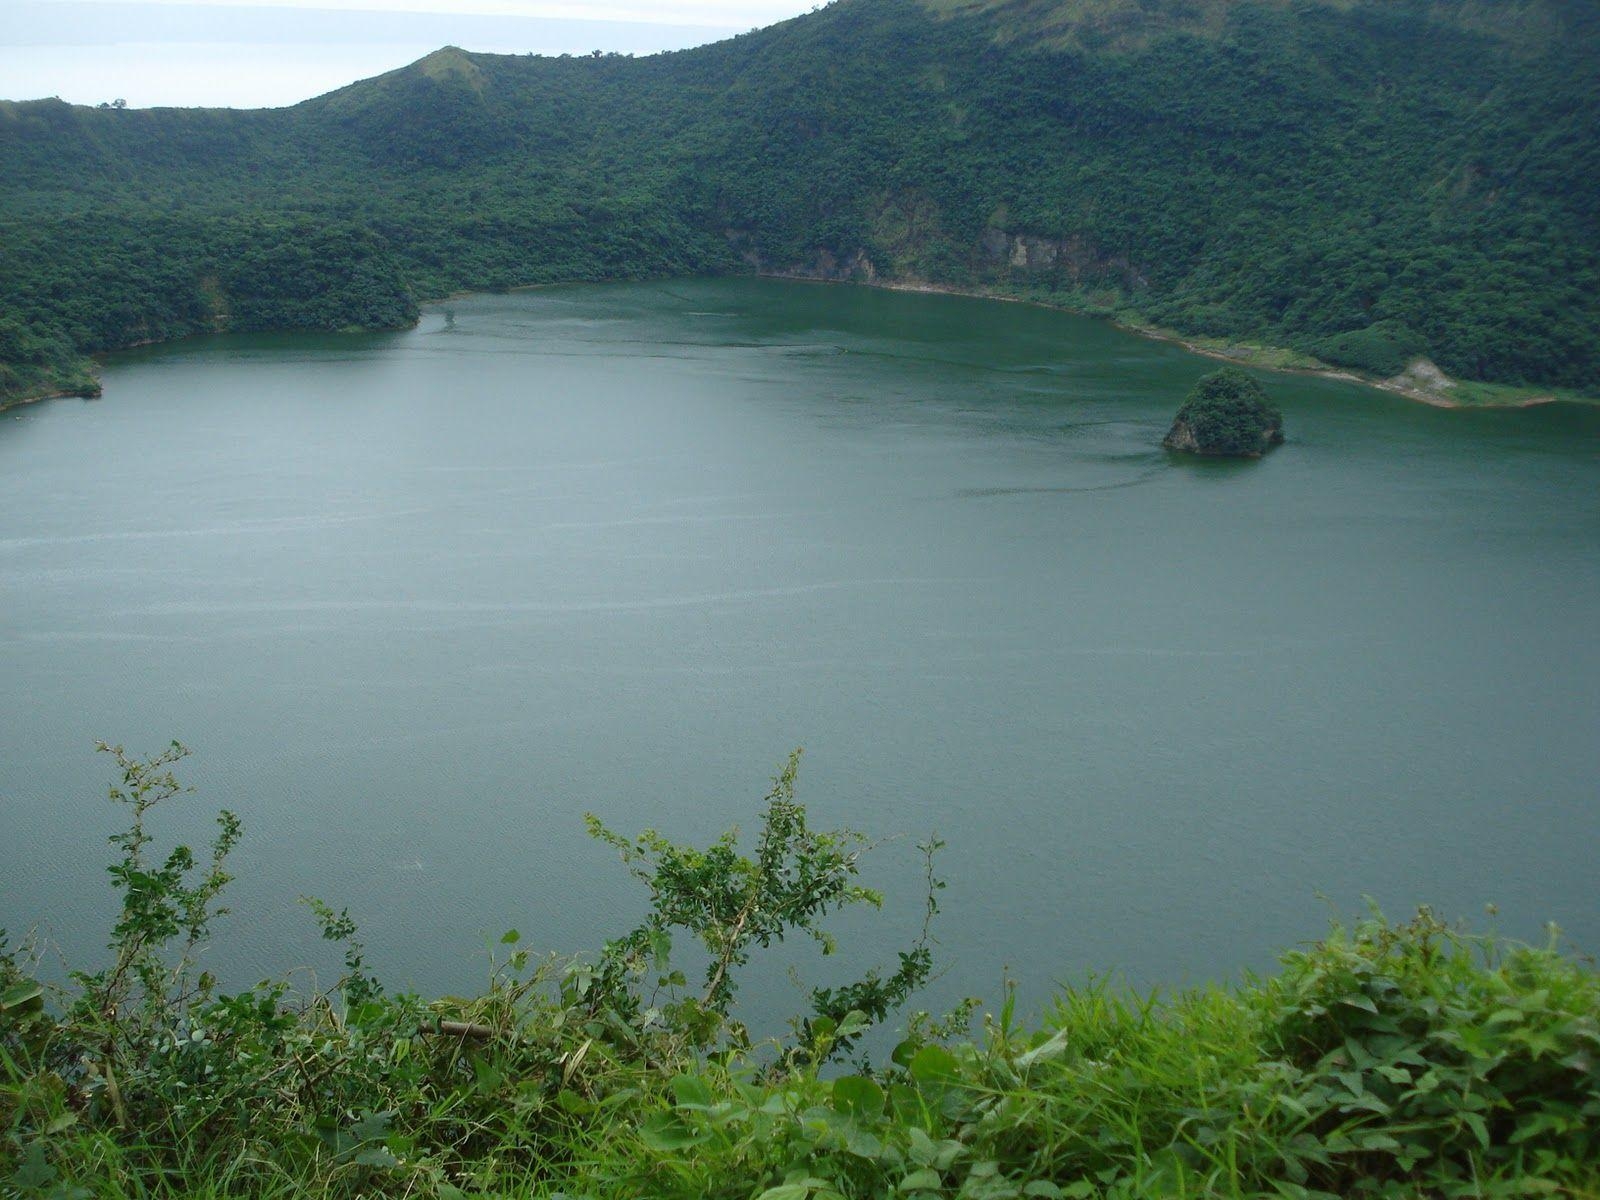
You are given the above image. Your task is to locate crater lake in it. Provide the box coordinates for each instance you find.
[3,278,1597,1022]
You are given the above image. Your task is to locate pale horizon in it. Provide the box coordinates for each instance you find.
[0,0,821,108]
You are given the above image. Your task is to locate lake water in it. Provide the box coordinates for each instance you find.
[3,278,1597,1026]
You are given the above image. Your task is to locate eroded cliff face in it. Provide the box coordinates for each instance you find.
[731,237,880,284]
[976,228,1148,292]
[1162,414,1284,457]
[1161,419,1204,454]
[728,222,1148,298]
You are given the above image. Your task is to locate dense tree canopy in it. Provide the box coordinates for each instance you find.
[2,0,1596,406]
[1165,367,1286,457]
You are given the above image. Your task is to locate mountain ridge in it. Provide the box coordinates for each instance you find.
[916,0,1582,53]
[2,0,1596,408]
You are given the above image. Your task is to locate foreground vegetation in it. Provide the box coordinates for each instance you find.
[2,0,1598,408]
[3,745,1598,1198]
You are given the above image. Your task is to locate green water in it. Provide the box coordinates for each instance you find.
[3,278,1597,1019]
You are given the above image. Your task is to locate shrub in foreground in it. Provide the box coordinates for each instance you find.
[3,746,1597,1199]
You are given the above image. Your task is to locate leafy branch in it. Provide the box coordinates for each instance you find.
[585,750,939,1053]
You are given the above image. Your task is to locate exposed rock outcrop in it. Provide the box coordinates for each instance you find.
[728,220,1148,296]
[1164,367,1284,457]
[978,228,1149,291]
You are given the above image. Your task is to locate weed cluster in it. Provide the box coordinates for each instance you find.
[3,746,1597,1198]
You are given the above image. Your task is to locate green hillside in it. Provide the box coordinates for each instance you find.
[2,0,1598,408]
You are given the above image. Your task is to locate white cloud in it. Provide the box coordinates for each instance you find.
[0,43,440,107]
[2,0,823,106]
[23,0,814,28]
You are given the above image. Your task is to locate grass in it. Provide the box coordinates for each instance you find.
[1438,379,1597,409]
[6,913,1600,1198]
[4,748,1599,1198]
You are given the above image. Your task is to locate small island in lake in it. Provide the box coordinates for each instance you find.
[1164,367,1285,458]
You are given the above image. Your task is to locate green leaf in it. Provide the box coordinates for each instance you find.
[11,1143,56,1191]
[902,1169,943,1190]
[845,1129,884,1159]
[908,1126,938,1166]
[638,1113,707,1152]
[1355,1132,1401,1153]
[0,981,43,1012]
[500,928,521,945]
[755,1188,813,1200]
[832,1075,885,1119]
[347,1110,393,1144]
[836,1009,870,1041]
[1016,1028,1070,1069]
[352,1146,399,1169]
[555,1089,595,1115]
[909,1045,960,1083]
[648,928,673,968]
[1460,1111,1490,1150]
[932,1139,965,1171]
[672,1073,714,1109]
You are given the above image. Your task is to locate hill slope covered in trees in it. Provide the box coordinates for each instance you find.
[2,0,1597,407]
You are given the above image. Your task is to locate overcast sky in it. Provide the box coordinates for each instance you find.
[0,0,821,108]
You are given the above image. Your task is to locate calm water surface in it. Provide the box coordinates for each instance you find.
[3,279,1597,1021]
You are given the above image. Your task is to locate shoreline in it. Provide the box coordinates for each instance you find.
[1117,323,1562,411]
[0,384,101,415]
[0,317,417,413]
[764,272,1577,411]
[8,273,1588,413]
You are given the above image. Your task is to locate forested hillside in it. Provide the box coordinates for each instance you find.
[2,0,1597,407]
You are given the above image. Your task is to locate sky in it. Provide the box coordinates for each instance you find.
[0,0,820,108]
